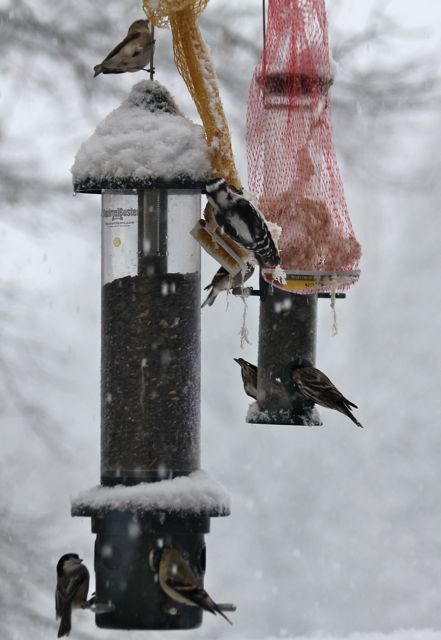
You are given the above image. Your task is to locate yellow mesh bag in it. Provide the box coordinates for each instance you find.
[142,0,240,188]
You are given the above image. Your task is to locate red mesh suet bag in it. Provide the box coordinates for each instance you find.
[246,0,361,293]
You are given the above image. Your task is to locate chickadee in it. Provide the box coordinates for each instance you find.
[291,365,363,428]
[234,357,258,400]
[159,548,234,624]
[202,264,254,308]
[205,178,280,268]
[94,19,155,77]
[55,553,90,637]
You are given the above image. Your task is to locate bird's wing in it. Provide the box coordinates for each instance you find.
[249,362,258,376]
[210,268,229,288]
[55,587,66,619]
[231,196,261,226]
[101,31,143,63]
[57,567,89,616]
[164,565,233,624]
[294,367,348,406]
[166,577,215,612]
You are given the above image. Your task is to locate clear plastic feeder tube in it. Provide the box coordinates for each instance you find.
[101,189,202,485]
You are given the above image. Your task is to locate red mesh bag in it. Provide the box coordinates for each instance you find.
[246,0,361,293]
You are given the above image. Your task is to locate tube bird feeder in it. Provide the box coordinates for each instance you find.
[70,80,229,630]
[246,0,361,425]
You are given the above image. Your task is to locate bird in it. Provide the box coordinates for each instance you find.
[55,553,90,637]
[202,264,254,308]
[291,365,363,428]
[159,548,234,625]
[234,357,258,400]
[93,20,155,77]
[205,178,280,268]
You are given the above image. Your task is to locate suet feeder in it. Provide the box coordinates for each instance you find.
[70,80,229,630]
[245,0,361,425]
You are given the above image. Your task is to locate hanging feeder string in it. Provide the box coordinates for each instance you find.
[150,24,155,80]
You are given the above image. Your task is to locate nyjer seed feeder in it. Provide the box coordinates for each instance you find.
[70,80,230,630]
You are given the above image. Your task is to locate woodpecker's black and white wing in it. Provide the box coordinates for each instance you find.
[205,179,280,268]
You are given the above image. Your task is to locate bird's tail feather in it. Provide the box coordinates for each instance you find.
[345,407,363,429]
[214,605,233,625]
[201,289,216,308]
[192,591,233,624]
[57,609,72,637]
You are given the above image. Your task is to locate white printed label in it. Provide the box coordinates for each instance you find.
[102,205,138,284]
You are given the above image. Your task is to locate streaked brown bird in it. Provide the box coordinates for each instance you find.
[159,548,234,625]
[202,264,254,308]
[291,366,363,428]
[234,357,258,400]
[93,19,155,77]
[55,553,90,637]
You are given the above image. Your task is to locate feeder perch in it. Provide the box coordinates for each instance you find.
[70,80,229,630]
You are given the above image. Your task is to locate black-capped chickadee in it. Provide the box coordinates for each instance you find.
[94,19,155,77]
[159,548,234,624]
[291,365,363,428]
[55,553,90,637]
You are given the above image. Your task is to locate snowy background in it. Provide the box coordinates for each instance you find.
[1,0,441,638]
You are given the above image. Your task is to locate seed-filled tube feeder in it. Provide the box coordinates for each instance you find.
[70,81,229,630]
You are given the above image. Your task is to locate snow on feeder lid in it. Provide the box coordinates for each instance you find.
[246,0,361,295]
[72,80,213,193]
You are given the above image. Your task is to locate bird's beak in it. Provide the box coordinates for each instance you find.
[79,558,84,563]
[233,358,239,364]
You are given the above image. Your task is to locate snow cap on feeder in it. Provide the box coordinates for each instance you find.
[247,0,361,294]
[72,80,212,192]
[70,80,231,630]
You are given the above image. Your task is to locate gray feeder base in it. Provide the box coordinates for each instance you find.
[246,402,322,426]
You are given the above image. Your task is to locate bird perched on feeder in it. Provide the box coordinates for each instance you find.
[205,178,280,267]
[234,357,258,400]
[159,548,234,625]
[202,264,254,308]
[55,553,90,637]
[291,365,363,428]
[93,20,155,77]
